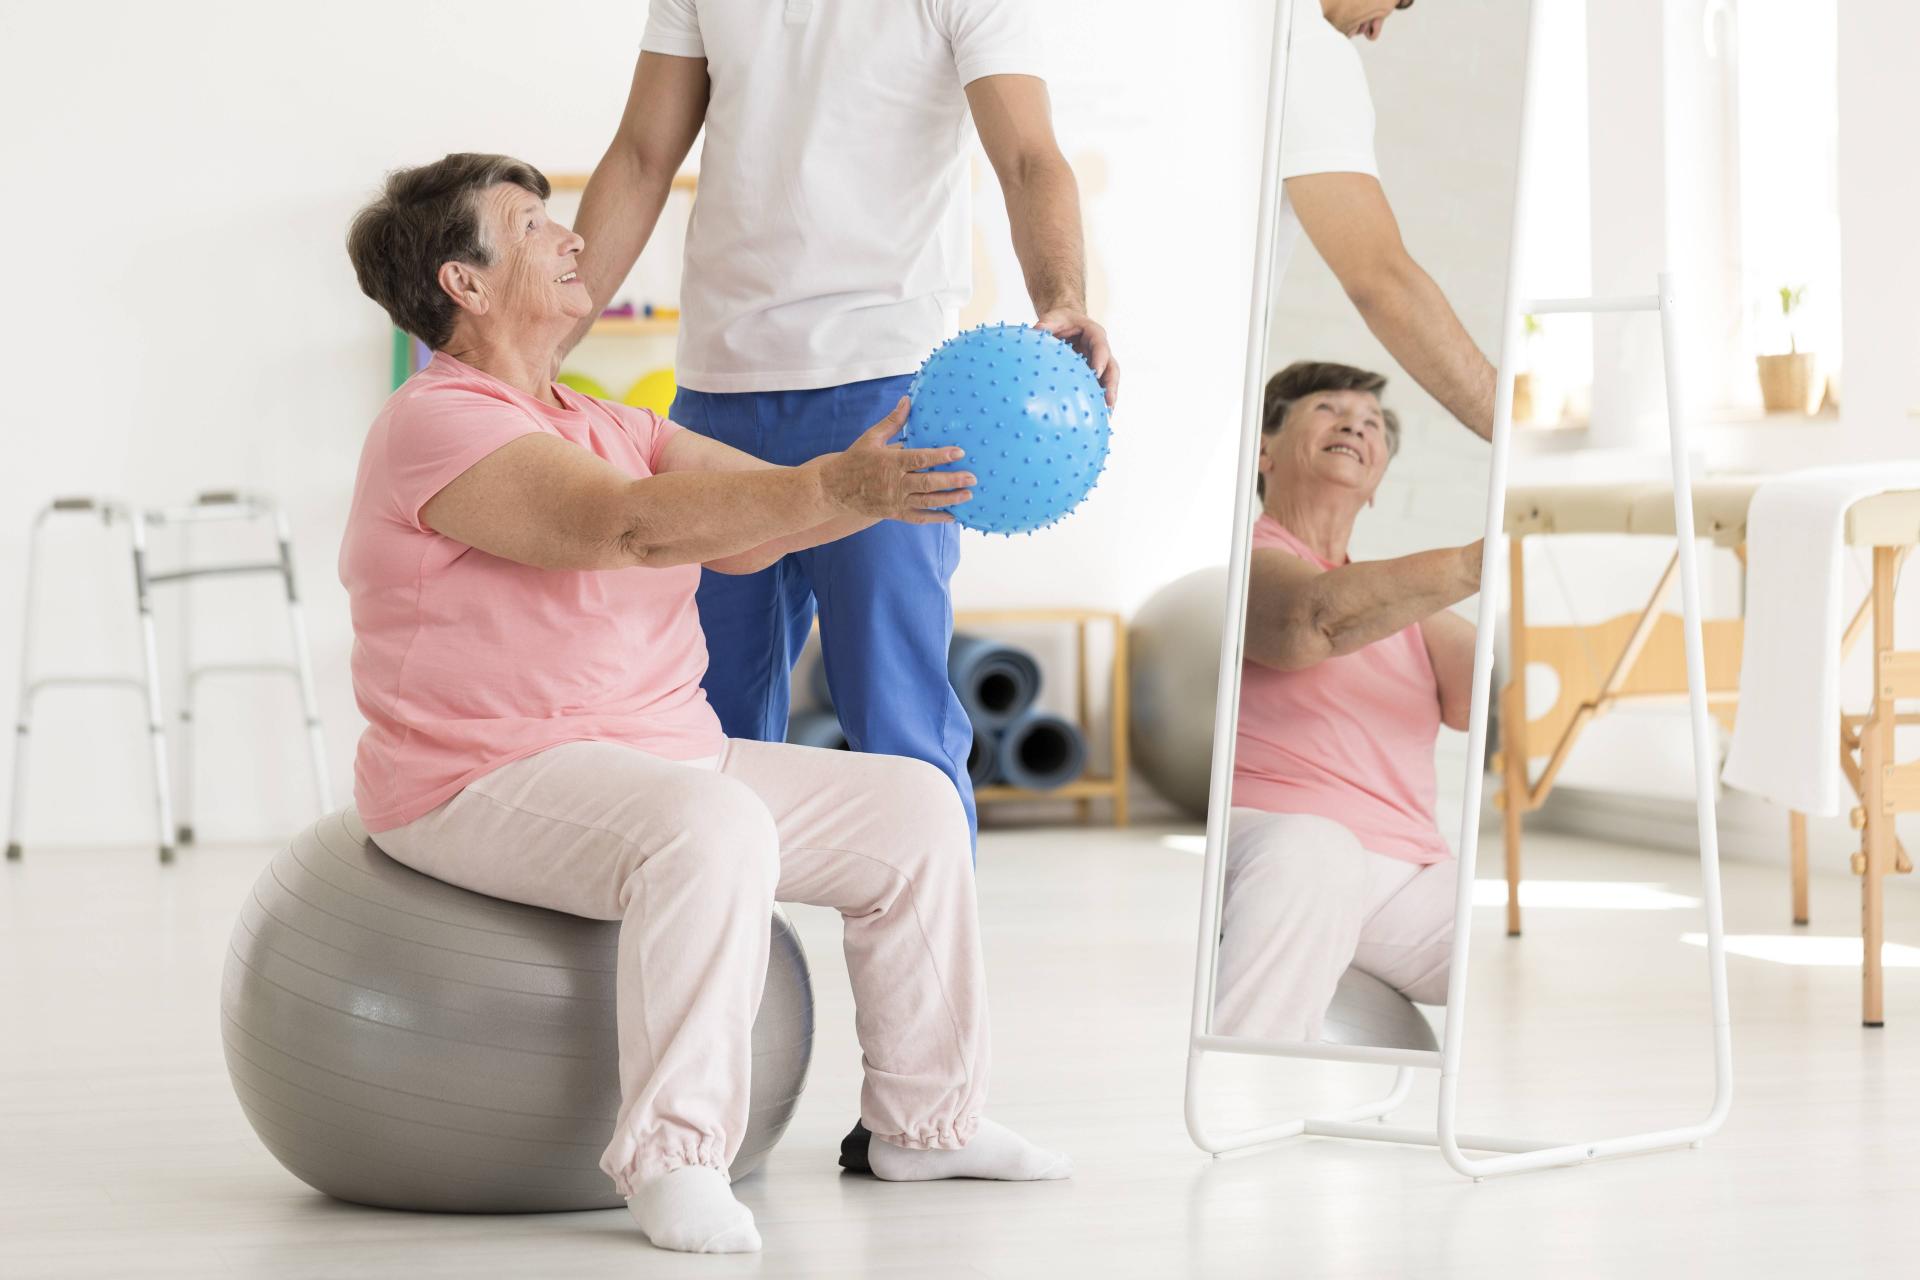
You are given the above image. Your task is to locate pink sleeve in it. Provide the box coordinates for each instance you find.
[602,400,684,473]
[383,386,549,532]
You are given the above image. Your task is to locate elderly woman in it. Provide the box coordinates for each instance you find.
[340,154,1067,1256]
[1213,360,1480,1042]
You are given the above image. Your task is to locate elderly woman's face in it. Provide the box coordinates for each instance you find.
[465,182,593,328]
[1260,388,1391,501]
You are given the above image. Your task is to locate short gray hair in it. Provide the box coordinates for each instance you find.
[347,153,551,350]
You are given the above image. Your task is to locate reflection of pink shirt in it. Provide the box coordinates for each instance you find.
[1231,515,1450,864]
[340,353,725,832]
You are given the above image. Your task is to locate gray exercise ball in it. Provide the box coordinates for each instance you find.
[1322,967,1439,1052]
[1129,566,1228,818]
[221,809,814,1214]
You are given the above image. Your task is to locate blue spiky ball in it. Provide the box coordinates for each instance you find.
[904,322,1111,536]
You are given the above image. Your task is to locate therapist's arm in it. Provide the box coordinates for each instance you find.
[561,51,710,359]
[1245,540,1482,672]
[1288,171,1497,440]
[968,73,1118,407]
[1420,607,1479,731]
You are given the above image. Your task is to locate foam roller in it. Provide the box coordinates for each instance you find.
[967,730,1001,787]
[786,710,849,751]
[948,633,1042,728]
[995,710,1086,791]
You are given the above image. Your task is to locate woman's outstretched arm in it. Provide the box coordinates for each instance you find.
[1245,539,1481,672]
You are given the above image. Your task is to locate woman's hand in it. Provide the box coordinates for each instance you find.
[811,398,975,524]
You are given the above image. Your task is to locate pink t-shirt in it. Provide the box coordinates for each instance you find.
[1231,515,1450,864]
[339,353,725,832]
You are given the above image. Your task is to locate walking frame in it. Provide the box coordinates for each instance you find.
[1184,0,1733,1178]
[7,491,331,863]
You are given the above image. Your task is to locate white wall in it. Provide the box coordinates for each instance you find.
[0,1,1273,846]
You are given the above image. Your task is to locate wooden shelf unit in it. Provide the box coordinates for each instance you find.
[584,315,679,337]
[546,171,697,194]
[958,608,1129,827]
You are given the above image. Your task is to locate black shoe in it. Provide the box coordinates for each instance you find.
[838,1119,874,1173]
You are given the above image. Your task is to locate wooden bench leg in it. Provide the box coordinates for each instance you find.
[1790,810,1809,926]
[1863,546,1897,1028]
[1504,536,1529,938]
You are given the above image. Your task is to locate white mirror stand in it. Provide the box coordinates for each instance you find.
[1182,0,1734,1179]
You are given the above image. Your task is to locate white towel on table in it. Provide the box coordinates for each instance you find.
[1722,464,1920,815]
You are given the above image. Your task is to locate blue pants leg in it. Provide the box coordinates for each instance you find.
[678,376,978,846]
[673,389,817,744]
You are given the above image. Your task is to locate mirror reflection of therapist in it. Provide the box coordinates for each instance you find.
[1277,0,1499,440]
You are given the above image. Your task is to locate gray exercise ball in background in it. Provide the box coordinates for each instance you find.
[1128,566,1228,819]
[1321,967,1440,1052]
[221,810,814,1214]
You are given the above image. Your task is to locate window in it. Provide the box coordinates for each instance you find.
[1726,0,1841,396]
[1514,0,1590,427]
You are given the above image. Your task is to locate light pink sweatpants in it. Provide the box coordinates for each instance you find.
[1213,808,1455,1042]
[372,737,987,1196]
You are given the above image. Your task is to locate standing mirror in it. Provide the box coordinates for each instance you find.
[1185,0,1733,1179]
[1197,0,1516,1060]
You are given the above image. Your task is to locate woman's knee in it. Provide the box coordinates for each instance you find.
[870,756,971,861]
[1227,812,1371,899]
[636,774,782,889]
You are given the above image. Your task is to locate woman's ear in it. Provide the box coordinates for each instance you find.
[438,260,490,318]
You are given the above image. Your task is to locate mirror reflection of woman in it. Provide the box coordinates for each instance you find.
[1214,361,1480,1042]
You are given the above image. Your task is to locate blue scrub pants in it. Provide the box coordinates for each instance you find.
[673,374,978,844]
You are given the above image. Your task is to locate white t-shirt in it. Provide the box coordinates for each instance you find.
[1273,0,1379,281]
[641,0,1045,393]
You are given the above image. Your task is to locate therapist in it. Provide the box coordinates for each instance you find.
[565,1,1113,843]
[564,0,1115,1177]
[1284,0,1499,439]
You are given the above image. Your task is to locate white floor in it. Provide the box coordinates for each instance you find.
[3,818,1917,1278]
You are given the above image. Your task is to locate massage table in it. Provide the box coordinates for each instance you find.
[1498,478,1920,1025]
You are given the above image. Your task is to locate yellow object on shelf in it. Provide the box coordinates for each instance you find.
[625,368,679,416]
[556,370,611,399]
[589,315,679,337]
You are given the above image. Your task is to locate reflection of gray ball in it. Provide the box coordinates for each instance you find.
[1322,968,1439,1052]
[1129,566,1229,818]
[222,811,813,1213]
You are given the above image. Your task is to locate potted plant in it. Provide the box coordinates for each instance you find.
[1512,314,1563,426]
[1756,284,1821,415]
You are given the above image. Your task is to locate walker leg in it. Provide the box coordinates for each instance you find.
[276,515,332,814]
[6,515,46,861]
[175,519,195,846]
[131,512,176,864]
[1789,810,1808,926]
[5,723,26,860]
[176,703,195,846]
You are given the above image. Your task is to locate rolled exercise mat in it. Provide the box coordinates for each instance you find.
[995,710,1087,792]
[786,711,849,751]
[967,729,1001,787]
[808,653,834,712]
[947,633,1042,728]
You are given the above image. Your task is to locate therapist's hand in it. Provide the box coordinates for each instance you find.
[1035,308,1119,409]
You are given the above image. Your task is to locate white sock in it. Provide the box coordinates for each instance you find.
[867,1117,1073,1182]
[626,1166,761,1254]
